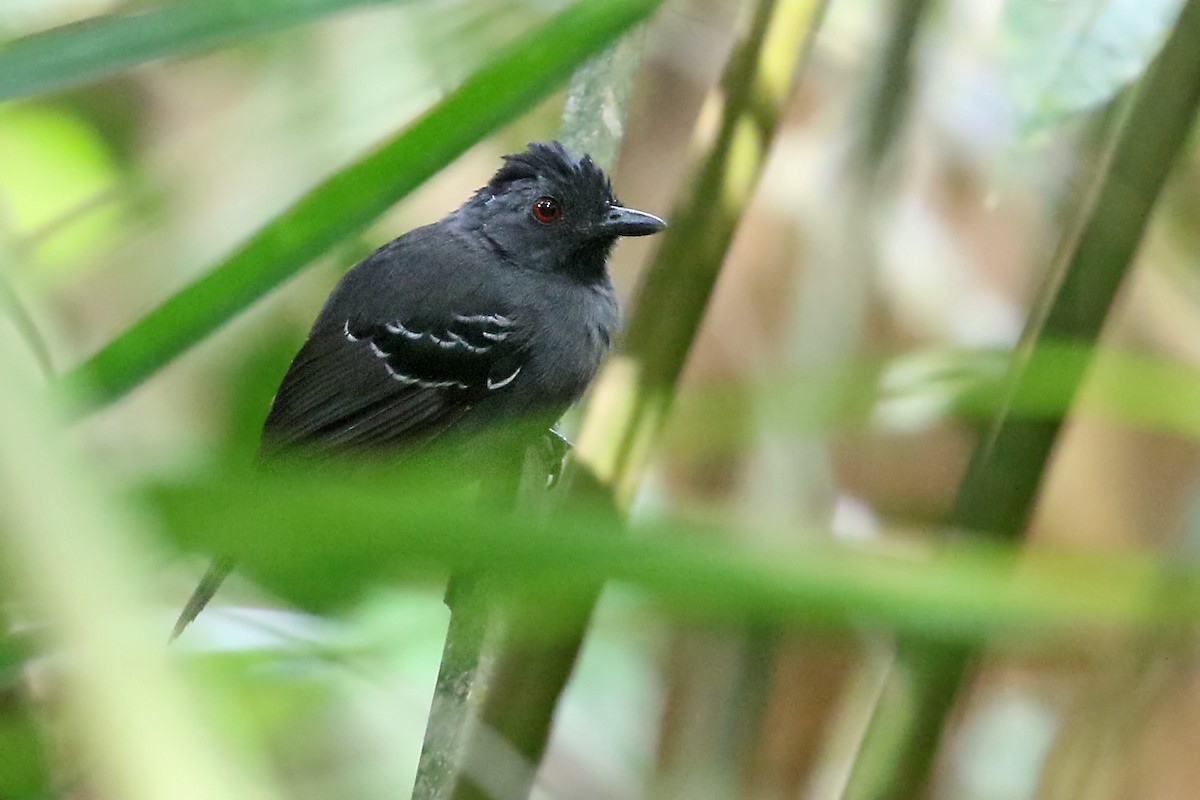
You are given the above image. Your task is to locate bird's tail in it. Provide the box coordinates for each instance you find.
[171,557,235,641]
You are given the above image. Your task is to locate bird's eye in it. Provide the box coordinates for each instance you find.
[531,196,562,223]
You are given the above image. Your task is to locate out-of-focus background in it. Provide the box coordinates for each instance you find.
[2,0,1200,798]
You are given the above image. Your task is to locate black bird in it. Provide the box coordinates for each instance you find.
[172,142,665,638]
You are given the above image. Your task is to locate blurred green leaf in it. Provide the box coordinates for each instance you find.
[0,631,32,688]
[62,0,664,410]
[0,628,47,800]
[874,343,1200,441]
[854,0,1200,792]
[0,322,280,798]
[145,464,1200,646]
[0,0,402,102]
[952,342,1200,439]
[1003,0,1185,135]
[0,104,125,282]
[662,342,1200,462]
[0,706,50,800]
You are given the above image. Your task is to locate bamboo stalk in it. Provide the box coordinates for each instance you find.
[413,29,652,800]
[445,2,827,799]
[844,1,1200,796]
[578,0,826,507]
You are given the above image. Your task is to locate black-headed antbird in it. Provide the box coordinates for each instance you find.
[172,142,665,638]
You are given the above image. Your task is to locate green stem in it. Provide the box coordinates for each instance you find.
[447,2,827,798]
[413,577,494,800]
[577,0,828,508]
[845,1,1200,796]
[417,25,654,800]
[854,0,937,185]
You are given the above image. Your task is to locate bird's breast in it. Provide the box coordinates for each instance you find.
[518,281,618,415]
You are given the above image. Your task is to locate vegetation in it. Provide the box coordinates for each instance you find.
[1,0,1199,798]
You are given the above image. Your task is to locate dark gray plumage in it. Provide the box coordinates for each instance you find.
[172,142,665,638]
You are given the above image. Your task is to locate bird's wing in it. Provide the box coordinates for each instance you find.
[262,310,525,453]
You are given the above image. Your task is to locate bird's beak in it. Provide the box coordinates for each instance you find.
[600,205,667,237]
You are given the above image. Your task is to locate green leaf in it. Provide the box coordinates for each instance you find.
[0,0,400,102]
[0,631,32,687]
[0,104,125,283]
[145,464,1200,646]
[0,319,279,799]
[848,0,1200,793]
[0,709,50,800]
[951,342,1200,440]
[1002,0,1186,135]
[61,0,664,410]
[659,342,1200,464]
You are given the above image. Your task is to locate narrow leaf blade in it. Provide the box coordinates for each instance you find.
[61,0,663,409]
[0,0,398,102]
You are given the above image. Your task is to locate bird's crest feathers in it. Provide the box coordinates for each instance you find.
[486,141,615,205]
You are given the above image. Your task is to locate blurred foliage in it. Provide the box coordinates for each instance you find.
[0,103,126,282]
[143,460,1200,643]
[0,0,400,102]
[1001,0,1185,136]
[61,0,662,407]
[850,0,1200,794]
[3,0,1200,799]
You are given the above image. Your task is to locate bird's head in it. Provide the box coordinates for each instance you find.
[454,141,665,280]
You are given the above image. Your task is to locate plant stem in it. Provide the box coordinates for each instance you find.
[558,33,647,172]
[577,0,826,507]
[413,575,495,800]
[445,2,826,799]
[413,25,653,800]
[845,1,1200,796]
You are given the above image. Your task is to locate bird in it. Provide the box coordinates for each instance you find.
[171,141,666,639]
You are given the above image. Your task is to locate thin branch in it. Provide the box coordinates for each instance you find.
[0,273,54,380]
[0,204,55,379]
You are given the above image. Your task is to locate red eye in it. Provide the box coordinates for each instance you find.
[532,196,562,223]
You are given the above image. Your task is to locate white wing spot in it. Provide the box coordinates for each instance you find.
[455,313,513,327]
[448,332,488,353]
[343,320,359,342]
[384,363,413,384]
[384,321,423,340]
[368,341,387,358]
[384,363,466,390]
[482,330,509,342]
[487,366,522,391]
